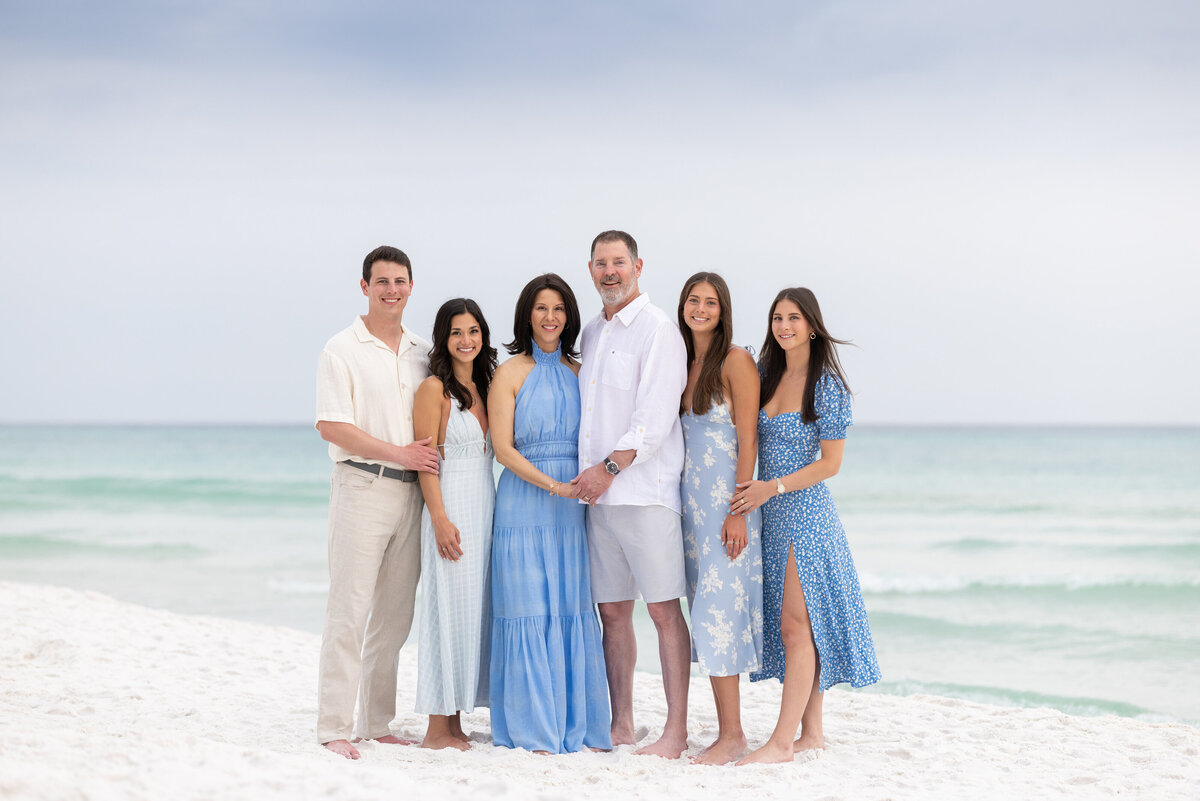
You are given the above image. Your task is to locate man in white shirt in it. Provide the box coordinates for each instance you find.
[314,246,440,760]
[573,230,691,759]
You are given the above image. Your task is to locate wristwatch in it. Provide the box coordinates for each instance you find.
[776,478,785,495]
[604,456,621,476]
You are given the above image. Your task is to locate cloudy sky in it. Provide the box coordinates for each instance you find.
[1,0,1197,425]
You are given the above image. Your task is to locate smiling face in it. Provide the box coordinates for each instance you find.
[447,312,482,366]
[771,298,812,351]
[588,239,642,310]
[361,260,412,318]
[682,281,722,335]
[530,288,566,352]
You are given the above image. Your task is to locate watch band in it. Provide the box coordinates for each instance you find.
[604,456,621,475]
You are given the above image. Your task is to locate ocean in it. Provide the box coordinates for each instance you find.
[1,424,1197,725]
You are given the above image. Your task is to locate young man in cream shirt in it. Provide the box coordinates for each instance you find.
[572,230,691,759]
[314,246,439,759]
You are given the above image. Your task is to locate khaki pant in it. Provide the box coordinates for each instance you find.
[316,463,423,743]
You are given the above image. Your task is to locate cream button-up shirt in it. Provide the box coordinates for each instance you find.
[315,316,432,468]
[578,293,687,512]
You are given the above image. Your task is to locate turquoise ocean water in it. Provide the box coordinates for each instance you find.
[1,425,1197,725]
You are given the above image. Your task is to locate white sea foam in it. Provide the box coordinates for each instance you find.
[859,572,1200,594]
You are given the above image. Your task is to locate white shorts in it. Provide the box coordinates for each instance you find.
[586,504,687,604]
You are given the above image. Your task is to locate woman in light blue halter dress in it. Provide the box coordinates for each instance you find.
[412,298,497,751]
[488,274,611,754]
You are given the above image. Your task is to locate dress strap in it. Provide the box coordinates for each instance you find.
[532,343,563,366]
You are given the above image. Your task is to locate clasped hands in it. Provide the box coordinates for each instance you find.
[561,461,615,505]
[729,479,774,516]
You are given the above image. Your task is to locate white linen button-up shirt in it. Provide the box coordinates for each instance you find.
[315,316,432,468]
[578,293,687,512]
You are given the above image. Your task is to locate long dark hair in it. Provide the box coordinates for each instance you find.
[758,287,851,424]
[503,273,582,358]
[677,271,734,415]
[429,298,497,411]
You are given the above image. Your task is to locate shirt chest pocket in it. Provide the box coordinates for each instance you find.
[601,349,636,391]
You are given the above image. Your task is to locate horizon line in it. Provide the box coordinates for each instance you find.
[2,421,1199,431]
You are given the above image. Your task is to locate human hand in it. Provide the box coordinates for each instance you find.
[731,479,773,515]
[396,437,439,473]
[434,516,463,561]
[721,513,748,561]
[550,479,582,500]
[569,463,614,506]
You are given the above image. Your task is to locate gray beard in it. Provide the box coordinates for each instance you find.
[598,283,632,306]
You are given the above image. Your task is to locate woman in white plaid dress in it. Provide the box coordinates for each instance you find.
[412,299,497,751]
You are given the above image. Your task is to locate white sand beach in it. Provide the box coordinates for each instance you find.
[1,581,1197,801]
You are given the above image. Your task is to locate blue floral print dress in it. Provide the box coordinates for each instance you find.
[750,372,880,690]
[681,401,764,676]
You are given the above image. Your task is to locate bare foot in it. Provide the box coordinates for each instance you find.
[691,734,748,765]
[735,740,794,766]
[635,733,688,760]
[421,732,470,751]
[611,724,637,748]
[323,739,361,760]
[372,734,417,746]
[793,733,825,752]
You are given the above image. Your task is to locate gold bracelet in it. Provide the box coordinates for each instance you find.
[548,481,558,496]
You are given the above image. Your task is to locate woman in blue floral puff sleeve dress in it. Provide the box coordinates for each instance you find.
[730,287,880,765]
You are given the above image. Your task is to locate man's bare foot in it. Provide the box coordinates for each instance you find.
[371,734,417,746]
[691,734,748,765]
[323,739,361,760]
[421,732,470,751]
[793,733,824,752]
[735,740,794,766]
[611,724,637,747]
[635,733,688,760]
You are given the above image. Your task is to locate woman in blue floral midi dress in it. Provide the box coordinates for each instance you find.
[730,287,880,765]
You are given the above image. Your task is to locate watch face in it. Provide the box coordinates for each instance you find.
[605,458,620,475]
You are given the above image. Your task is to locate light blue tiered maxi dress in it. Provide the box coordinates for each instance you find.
[489,344,612,753]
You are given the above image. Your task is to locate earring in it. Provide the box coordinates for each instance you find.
[809,332,816,340]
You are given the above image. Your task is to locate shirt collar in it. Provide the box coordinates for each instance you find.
[353,316,412,353]
[610,292,651,327]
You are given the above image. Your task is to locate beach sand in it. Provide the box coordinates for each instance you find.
[2,582,1197,801]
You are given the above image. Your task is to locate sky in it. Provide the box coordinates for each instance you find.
[1,0,1197,425]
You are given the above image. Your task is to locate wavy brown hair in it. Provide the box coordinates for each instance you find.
[503,273,581,359]
[758,287,851,424]
[429,298,497,411]
[677,272,734,415]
